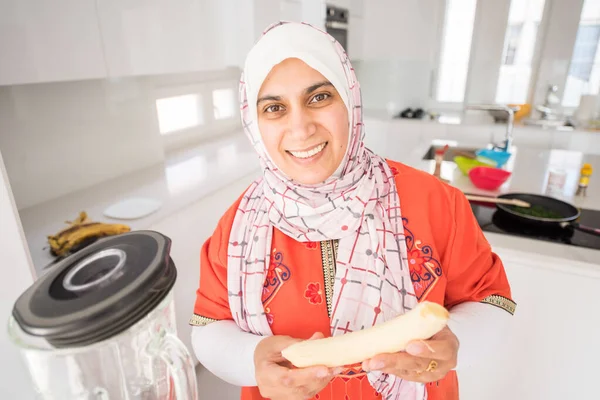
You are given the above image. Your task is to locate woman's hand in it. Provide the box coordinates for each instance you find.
[254,332,341,400]
[361,326,459,383]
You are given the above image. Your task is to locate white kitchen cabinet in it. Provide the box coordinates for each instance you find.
[147,176,256,362]
[97,0,240,77]
[327,0,350,10]
[459,253,600,400]
[350,0,364,17]
[0,0,107,85]
[281,0,303,22]
[348,16,364,60]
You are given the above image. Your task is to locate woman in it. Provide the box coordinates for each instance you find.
[190,21,515,400]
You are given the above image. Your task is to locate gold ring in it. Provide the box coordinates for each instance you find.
[425,360,438,372]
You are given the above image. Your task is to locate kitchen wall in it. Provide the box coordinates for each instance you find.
[0,67,241,211]
[356,0,445,114]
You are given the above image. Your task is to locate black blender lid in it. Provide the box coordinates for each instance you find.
[12,230,176,348]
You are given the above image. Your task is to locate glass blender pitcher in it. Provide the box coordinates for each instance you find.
[8,231,198,400]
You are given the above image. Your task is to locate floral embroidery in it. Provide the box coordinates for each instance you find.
[263,249,291,307]
[304,241,318,250]
[403,218,443,301]
[264,307,274,324]
[390,166,399,176]
[304,282,324,305]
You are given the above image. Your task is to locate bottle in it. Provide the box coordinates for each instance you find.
[433,148,444,179]
[576,163,593,196]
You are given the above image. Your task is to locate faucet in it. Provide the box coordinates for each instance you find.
[465,104,514,152]
[537,84,561,120]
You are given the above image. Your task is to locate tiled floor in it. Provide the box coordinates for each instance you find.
[196,365,240,399]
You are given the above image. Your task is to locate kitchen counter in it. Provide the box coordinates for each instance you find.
[19,132,260,275]
[19,117,600,277]
[363,115,600,266]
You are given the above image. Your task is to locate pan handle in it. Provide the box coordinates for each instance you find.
[570,222,600,237]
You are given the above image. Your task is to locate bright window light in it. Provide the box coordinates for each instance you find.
[496,0,546,104]
[156,94,203,135]
[436,0,477,103]
[563,0,600,107]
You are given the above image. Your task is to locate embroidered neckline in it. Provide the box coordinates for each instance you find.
[320,239,338,318]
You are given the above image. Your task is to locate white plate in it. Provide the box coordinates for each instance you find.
[103,197,162,220]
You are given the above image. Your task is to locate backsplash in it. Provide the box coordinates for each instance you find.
[0,68,242,210]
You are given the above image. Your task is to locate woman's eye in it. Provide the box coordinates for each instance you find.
[310,93,330,103]
[265,104,283,113]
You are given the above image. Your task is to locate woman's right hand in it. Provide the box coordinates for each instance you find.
[254,332,340,400]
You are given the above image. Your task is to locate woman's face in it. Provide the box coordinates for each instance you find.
[256,58,349,184]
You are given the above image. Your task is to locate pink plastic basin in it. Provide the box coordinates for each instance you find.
[468,166,512,190]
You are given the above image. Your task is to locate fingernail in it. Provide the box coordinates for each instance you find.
[333,367,344,375]
[369,360,384,370]
[406,343,424,355]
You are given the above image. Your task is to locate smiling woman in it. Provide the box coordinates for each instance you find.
[190,21,515,400]
[257,58,349,184]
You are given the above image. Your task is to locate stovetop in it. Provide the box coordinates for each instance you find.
[470,202,600,251]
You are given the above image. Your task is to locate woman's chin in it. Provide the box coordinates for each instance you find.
[283,162,336,185]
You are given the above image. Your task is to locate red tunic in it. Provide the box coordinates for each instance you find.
[191,161,515,400]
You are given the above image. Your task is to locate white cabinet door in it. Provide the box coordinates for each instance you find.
[348,16,364,60]
[281,0,303,22]
[458,255,600,400]
[350,0,364,17]
[147,176,256,362]
[0,0,107,85]
[327,0,350,9]
[97,0,232,77]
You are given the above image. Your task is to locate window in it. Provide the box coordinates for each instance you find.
[155,94,204,135]
[503,24,524,65]
[562,0,600,107]
[495,0,546,104]
[436,0,477,103]
[212,88,236,120]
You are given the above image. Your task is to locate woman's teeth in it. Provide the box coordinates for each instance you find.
[289,143,327,159]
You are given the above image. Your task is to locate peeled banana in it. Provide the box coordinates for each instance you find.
[47,211,131,257]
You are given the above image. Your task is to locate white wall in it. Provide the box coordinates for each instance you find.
[0,150,36,399]
[0,78,164,210]
[357,0,444,113]
[531,0,585,106]
[0,68,241,211]
[465,0,511,104]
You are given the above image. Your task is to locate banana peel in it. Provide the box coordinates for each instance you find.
[47,211,131,257]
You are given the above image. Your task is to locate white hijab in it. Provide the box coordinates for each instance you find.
[228,22,425,399]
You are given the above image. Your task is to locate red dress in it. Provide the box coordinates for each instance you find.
[190,161,515,400]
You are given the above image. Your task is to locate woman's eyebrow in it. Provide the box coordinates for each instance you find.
[256,94,281,105]
[305,81,333,94]
[256,81,333,105]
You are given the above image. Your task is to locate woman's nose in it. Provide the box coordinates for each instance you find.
[288,108,317,139]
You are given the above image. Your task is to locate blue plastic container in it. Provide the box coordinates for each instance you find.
[475,149,512,168]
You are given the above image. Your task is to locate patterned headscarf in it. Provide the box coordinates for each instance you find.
[227,22,424,399]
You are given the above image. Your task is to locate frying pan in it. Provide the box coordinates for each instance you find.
[496,193,600,237]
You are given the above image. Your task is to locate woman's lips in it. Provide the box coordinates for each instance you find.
[287,142,328,159]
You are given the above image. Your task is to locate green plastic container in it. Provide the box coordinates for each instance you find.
[454,156,497,176]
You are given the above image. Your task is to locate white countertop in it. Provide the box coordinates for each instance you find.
[20,118,600,276]
[19,132,260,274]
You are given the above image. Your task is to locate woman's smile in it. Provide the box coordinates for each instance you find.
[287,142,328,162]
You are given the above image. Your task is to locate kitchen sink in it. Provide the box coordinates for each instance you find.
[422,145,481,161]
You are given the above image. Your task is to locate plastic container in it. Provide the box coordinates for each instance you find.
[468,166,512,190]
[453,156,497,176]
[475,149,512,168]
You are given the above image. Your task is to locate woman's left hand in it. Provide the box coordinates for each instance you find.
[361,326,459,383]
